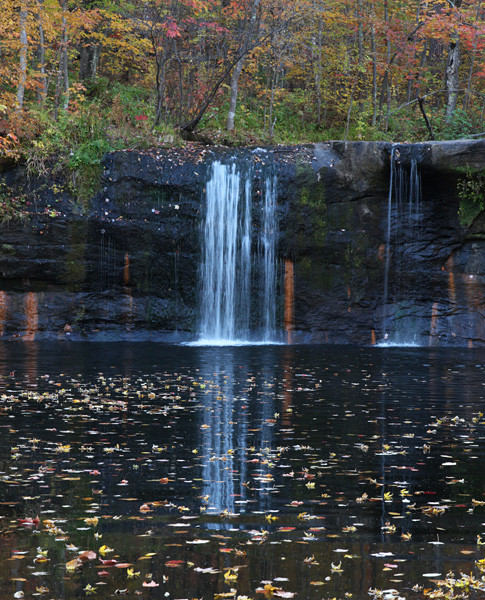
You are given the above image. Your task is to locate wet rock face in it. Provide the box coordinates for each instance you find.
[285,140,485,346]
[0,140,483,345]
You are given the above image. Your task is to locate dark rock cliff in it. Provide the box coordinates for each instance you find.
[0,139,483,345]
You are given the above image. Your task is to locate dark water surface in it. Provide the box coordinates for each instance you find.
[0,343,484,600]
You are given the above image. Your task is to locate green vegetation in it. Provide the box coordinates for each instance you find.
[8,80,483,209]
[23,84,184,203]
[199,96,483,147]
[457,168,485,226]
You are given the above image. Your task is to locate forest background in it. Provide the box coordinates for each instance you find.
[0,0,484,199]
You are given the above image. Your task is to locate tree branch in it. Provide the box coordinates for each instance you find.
[418,96,434,140]
[181,22,290,133]
[389,88,467,116]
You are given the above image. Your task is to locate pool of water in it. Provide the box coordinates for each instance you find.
[0,342,484,599]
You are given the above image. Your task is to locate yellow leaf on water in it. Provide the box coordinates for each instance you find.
[84,584,97,595]
[35,586,49,594]
[34,556,49,563]
[99,545,113,556]
[262,584,277,598]
[66,558,82,572]
[224,568,238,581]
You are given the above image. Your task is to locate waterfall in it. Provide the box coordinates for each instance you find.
[382,146,395,337]
[198,160,278,344]
[262,173,277,340]
[380,148,423,346]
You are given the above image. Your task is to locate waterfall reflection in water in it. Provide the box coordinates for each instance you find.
[199,347,275,525]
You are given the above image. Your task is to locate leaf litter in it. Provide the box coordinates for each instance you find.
[0,343,484,599]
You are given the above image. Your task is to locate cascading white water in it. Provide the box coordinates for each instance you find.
[198,161,278,344]
[262,173,277,341]
[240,176,252,332]
[382,146,395,338]
[380,149,423,346]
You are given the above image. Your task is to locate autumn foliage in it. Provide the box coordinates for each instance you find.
[0,0,483,159]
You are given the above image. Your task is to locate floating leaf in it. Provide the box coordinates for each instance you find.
[66,558,82,572]
[99,545,114,556]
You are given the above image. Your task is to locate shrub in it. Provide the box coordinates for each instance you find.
[457,168,485,226]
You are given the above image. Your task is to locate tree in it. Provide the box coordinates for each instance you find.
[226,0,261,131]
[0,0,483,155]
[445,0,463,122]
[16,0,29,110]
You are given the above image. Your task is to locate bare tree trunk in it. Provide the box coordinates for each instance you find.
[313,17,323,125]
[79,40,100,82]
[263,56,271,135]
[268,57,281,139]
[153,61,166,127]
[445,36,460,122]
[183,25,276,133]
[152,29,168,128]
[418,96,434,139]
[226,59,245,131]
[61,0,69,111]
[226,0,261,131]
[356,0,364,112]
[175,49,184,126]
[16,2,28,111]
[406,0,423,103]
[464,0,482,109]
[36,0,47,104]
[371,21,377,126]
[378,0,391,122]
[357,0,364,65]
[445,0,462,122]
[415,42,427,97]
[53,48,63,121]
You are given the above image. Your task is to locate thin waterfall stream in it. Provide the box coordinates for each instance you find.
[261,173,277,340]
[197,160,279,344]
[381,147,423,346]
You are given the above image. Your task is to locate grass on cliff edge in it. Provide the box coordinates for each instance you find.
[1,78,484,207]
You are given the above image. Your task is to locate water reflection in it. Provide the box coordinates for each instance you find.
[199,349,244,518]
[197,347,278,521]
[24,341,38,386]
[0,342,484,600]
